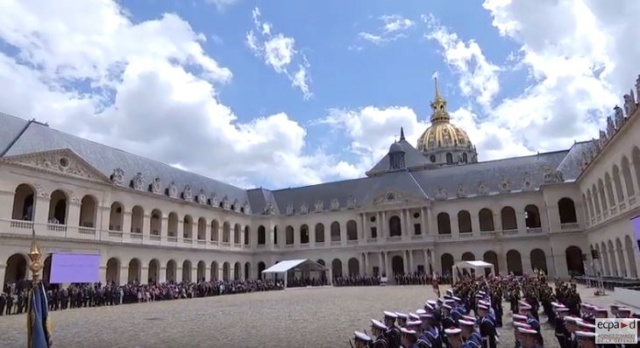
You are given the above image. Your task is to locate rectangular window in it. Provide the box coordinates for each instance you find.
[414,223,421,235]
[370,227,377,238]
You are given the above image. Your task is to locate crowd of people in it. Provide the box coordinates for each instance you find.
[0,278,282,316]
[349,271,640,348]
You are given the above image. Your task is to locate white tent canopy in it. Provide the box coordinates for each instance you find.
[453,260,494,283]
[261,259,330,288]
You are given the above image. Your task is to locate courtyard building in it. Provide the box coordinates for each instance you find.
[2,77,640,286]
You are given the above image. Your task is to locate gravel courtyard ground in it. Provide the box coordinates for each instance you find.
[0,285,619,348]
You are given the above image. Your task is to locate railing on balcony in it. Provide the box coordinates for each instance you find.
[411,235,423,240]
[284,244,294,249]
[347,239,358,245]
[256,244,266,249]
[183,238,192,244]
[197,239,206,245]
[167,236,178,243]
[560,223,580,230]
[130,233,142,239]
[386,236,401,242]
[620,202,627,211]
[502,229,518,236]
[47,223,67,232]
[437,234,452,240]
[108,230,123,238]
[526,227,543,234]
[630,196,637,205]
[367,238,377,243]
[10,220,33,230]
[149,235,161,241]
[78,227,95,235]
[459,232,473,238]
[480,231,494,236]
[330,240,341,246]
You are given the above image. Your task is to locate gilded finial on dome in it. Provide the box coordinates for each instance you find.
[28,228,43,285]
[400,127,405,141]
[430,76,449,123]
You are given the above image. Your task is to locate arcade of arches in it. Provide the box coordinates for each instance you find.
[591,236,639,278]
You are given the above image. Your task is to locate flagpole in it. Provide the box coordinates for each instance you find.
[28,228,43,285]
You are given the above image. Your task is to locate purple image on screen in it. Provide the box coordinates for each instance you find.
[631,216,640,254]
[50,253,100,284]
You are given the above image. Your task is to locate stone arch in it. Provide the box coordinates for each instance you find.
[222,222,231,243]
[244,262,251,279]
[257,225,266,245]
[592,184,601,216]
[437,212,451,234]
[612,164,625,203]
[391,255,404,275]
[621,156,636,197]
[524,204,541,228]
[130,205,144,234]
[257,261,266,279]
[457,210,472,233]
[43,255,52,284]
[604,172,616,206]
[482,251,499,275]
[624,235,638,278]
[607,240,618,276]
[348,257,360,276]
[3,253,28,285]
[478,208,494,231]
[615,238,627,277]
[197,218,207,241]
[197,261,206,281]
[315,223,325,243]
[506,250,523,275]
[234,262,241,280]
[558,198,577,224]
[48,189,68,224]
[346,220,358,240]
[500,206,517,230]
[166,259,177,282]
[168,212,179,237]
[586,189,595,220]
[530,249,547,274]
[597,179,608,212]
[106,257,120,284]
[244,226,250,245]
[441,253,454,276]
[565,246,585,276]
[600,242,611,276]
[108,202,124,231]
[632,146,640,190]
[210,261,219,281]
[286,225,295,244]
[210,219,219,241]
[148,259,160,283]
[300,224,310,244]
[12,183,36,221]
[461,252,475,261]
[273,226,278,245]
[128,258,141,284]
[183,215,194,239]
[317,259,325,266]
[79,195,98,228]
[222,262,230,280]
[330,222,341,241]
[446,152,453,164]
[233,223,241,244]
[332,258,342,278]
[149,209,162,236]
[181,260,192,282]
[388,216,401,237]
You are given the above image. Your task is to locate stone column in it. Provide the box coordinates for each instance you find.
[359,214,366,240]
[402,251,408,273]
[34,195,51,225]
[140,266,149,284]
[191,267,198,282]
[382,212,388,239]
[385,251,391,277]
[364,253,369,274]
[161,217,168,242]
[376,212,383,239]
[421,207,427,234]
[159,267,167,283]
[99,266,107,284]
[0,265,5,287]
[67,198,81,234]
[119,267,128,285]
[399,210,406,236]
[378,253,383,276]
[143,212,151,237]
[516,212,527,234]
[409,250,414,273]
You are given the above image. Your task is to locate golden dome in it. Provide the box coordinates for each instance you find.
[417,77,473,152]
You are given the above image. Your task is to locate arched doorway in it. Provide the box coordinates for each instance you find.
[625,236,638,278]
[257,262,266,279]
[461,252,475,261]
[12,184,35,221]
[4,253,28,286]
[166,260,177,282]
[197,261,206,282]
[391,255,404,275]
[530,249,548,274]
[565,246,585,276]
[482,251,499,276]
[128,258,141,284]
[234,262,241,280]
[244,262,251,280]
[106,257,120,284]
[48,189,68,224]
[222,262,230,280]
[348,258,360,276]
[332,259,342,278]
[389,216,402,236]
[43,255,52,284]
[211,261,219,281]
[441,253,454,277]
[148,259,160,283]
[182,261,192,283]
[506,250,523,275]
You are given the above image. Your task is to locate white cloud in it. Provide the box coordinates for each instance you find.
[205,0,239,11]
[356,15,415,48]
[0,0,336,188]
[245,7,312,99]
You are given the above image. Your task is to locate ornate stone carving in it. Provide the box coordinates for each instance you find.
[300,202,309,214]
[110,168,125,186]
[499,177,512,193]
[233,199,240,212]
[616,105,626,129]
[263,203,275,215]
[131,172,144,191]
[314,200,324,213]
[456,184,467,198]
[522,172,533,191]
[150,177,162,194]
[434,186,447,201]
[167,181,178,198]
[606,115,617,138]
[210,194,219,207]
[477,181,489,196]
[33,184,49,199]
[598,130,607,148]
[182,185,193,201]
[69,192,81,204]
[346,195,357,209]
[197,190,207,204]
[543,166,564,184]
[330,199,340,211]
[286,203,294,215]
[624,91,636,117]
[222,196,230,210]
[581,150,591,171]
[243,202,251,214]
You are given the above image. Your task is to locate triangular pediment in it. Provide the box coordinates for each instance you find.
[0,148,111,183]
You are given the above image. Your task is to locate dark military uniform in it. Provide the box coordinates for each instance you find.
[372,334,389,348]
[554,316,568,348]
[384,326,401,348]
[479,316,496,348]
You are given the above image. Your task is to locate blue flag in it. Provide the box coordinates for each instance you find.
[27,281,51,348]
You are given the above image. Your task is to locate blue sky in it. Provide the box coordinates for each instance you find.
[0,0,635,188]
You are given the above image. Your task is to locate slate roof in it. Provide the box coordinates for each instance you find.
[0,112,592,215]
[0,113,248,205]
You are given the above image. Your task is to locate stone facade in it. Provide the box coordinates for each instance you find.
[1,77,640,286]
